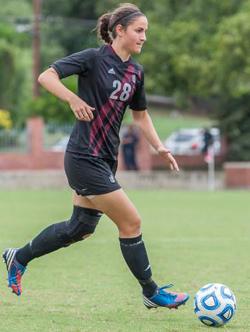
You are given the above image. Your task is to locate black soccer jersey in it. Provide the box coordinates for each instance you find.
[51,44,147,160]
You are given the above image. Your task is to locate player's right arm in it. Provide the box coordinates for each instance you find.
[38,67,94,121]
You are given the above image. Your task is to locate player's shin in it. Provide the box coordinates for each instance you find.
[119,234,157,297]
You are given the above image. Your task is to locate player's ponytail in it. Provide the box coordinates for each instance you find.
[96,12,113,44]
[96,3,145,44]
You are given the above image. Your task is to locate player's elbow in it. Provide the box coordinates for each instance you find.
[37,71,48,86]
[38,68,59,86]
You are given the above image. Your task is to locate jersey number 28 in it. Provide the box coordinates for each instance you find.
[110,80,132,102]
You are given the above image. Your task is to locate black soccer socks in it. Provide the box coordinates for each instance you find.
[119,234,157,297]
[16,206,102,266]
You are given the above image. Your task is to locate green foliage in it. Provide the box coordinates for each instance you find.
[41,0,98,56]
[0,22,17,41]
[217,95,250,160]
[26,77,77,124]
[211,10,250,160]
[0,0,32,18]
[141,19,214,97]
[0,0,32,47]
[139,0,250,160]
[212,12,250,97]
[0,39,16,109]
[42,0,96,18]
[1,0,250,159]
[0,42,32,125]
[141,0,245,98]
[0,0,32,124]
[40,19,97,58]
[0,109,12,129]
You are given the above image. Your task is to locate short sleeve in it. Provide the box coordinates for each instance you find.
[50,48,96,79]
[129,69,147,111]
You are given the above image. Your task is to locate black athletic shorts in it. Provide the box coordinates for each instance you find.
[64,151,121,196]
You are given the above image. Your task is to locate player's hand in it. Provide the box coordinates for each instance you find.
[157,146,179,171]
[68,95,95,121]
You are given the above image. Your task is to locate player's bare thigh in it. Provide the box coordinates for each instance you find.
[73,189,141,238]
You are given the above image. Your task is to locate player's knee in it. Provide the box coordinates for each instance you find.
[132,216,141,233]
[58,206,102,245]
[119,216,141,237]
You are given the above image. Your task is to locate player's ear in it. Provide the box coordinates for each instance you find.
[115,24,125,37]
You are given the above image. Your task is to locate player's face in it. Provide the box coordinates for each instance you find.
[122,16,148,54]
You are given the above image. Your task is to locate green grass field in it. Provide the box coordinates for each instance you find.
[0,190,249,332]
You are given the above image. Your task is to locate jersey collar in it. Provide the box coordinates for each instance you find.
[107,44,131,65]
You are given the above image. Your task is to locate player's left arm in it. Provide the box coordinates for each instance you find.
[132,110,179,171]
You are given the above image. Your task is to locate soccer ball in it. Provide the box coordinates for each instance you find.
[194,283,236,327]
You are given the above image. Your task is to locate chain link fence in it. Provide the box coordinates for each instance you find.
[43,123,72,151]
[0,123,73,153]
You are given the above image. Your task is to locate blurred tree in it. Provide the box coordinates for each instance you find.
[0,0,32,18]
[0,38,32,124]
[94,0,154,15]
[140,0,250,160]
[40,0,154,58]
[141,0,243,98]
[41,0,97,57]
[24,77,77,124]
[0,0,32,48]
[0,39,16,108]
[0,109,12,130]
[212,10,250,160]
[42,0,96,18]
[0,0,32,124]
[0,0,250,161]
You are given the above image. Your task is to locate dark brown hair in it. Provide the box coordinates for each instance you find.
[96,3,145,44]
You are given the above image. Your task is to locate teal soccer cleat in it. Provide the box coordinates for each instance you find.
[143,284,189,309]
[2,248,26,296]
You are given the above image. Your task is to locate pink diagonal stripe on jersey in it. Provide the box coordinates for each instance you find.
[89,98,115,147]
[89,64,136,154]
[92,100,123,156]
[93,65,138,156]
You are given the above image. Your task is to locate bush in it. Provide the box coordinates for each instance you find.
[0,109,12,130]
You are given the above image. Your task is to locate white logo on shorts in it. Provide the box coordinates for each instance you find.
[78,188,88,194]
[109,174,115,183]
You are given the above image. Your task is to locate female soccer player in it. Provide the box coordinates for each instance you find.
[3,3,189,309]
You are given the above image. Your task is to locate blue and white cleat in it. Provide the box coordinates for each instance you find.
[143,284,189,309]
[2,248,26,296]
